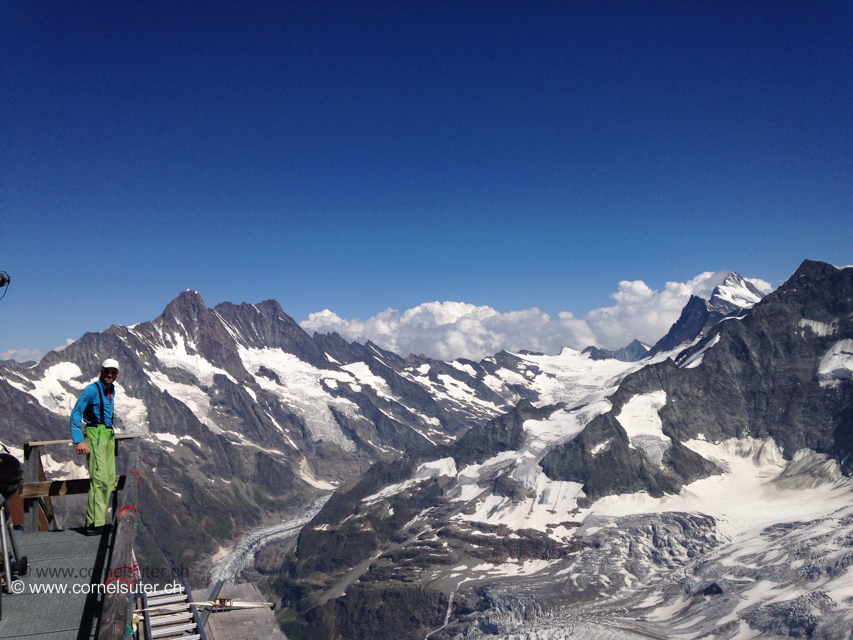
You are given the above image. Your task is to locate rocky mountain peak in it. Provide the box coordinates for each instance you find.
[581,345,614,361]
[762,259,853,321]
[157,289,212,339]
[645,294,724,358]
[211,298,326,365]
[708,272,765,314]
[590,338,651,362]
[645,272,767,359]
[164,289,207,316]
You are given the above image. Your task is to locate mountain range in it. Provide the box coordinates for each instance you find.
[1,261,851,639]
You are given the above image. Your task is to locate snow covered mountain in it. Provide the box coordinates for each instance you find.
[274,260,853,640]
[0,290,643,578]
[2,260,849,639]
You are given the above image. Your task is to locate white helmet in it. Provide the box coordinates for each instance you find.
[101,358,120,371]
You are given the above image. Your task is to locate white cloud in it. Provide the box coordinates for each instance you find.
[2,339,73,364]
[301,271,772,361]
[745,277,773,294]
[581,271,733,350]
[303,302,564,361]
[1,348,42,363]
[53,339,75,353]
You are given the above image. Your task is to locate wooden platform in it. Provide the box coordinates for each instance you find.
[0,528,113,639]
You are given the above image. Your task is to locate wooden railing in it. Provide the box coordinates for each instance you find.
[21,434,144,532]
[98,437,140,640]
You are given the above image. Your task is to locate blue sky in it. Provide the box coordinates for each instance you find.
[2,1,851,360]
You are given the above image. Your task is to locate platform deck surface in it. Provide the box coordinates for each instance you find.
[0,528,112,640]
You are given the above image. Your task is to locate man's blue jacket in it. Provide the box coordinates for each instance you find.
[70,380,116,443]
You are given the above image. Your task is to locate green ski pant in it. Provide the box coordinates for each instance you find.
[84,425,116,527]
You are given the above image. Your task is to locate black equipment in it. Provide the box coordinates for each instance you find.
[0,453,27,605]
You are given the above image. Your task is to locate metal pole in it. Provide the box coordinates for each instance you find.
[197,580,223,630]
[2,504,25,575]
[0,505,13,593]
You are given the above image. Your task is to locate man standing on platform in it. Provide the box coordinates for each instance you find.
[71,358,119,536]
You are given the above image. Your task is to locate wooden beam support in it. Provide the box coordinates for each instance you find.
[21,476,127,499]
[23,444,40,532]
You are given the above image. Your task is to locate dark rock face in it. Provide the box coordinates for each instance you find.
[490,474,532,501]
[450,399,555,466]
[0,359,37,369]
[612,260,853,471]
[580,346,614,361]
[284,583,448,640]
[646,295,727,358]
[539,414,720,506]
[583,341,651,363]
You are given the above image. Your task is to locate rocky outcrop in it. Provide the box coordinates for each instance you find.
[611,260,853,470]
[540,413,720,506]
[583,340,651,363]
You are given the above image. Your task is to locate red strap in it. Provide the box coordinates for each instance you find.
[126,470,141,487]
[117,505,137,519]
[106,565,134,581]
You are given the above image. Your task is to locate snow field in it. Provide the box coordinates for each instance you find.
[818,338,853,382]
[155,333,236,386]
[614,391,671,465]
[238,346,360,452]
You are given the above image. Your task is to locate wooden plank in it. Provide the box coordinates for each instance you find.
[23,444,40,532]
[21,479,89,498]
[21,475,127,499]
[26,433,145,447]
[36,450,60,530]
